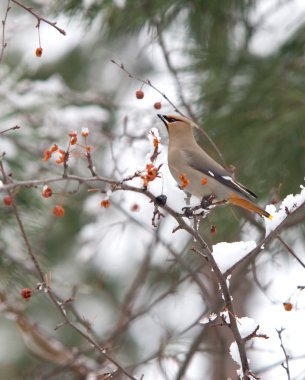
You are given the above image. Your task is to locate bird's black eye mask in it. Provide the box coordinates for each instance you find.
[157,114,180,128]
[164,116,178,123]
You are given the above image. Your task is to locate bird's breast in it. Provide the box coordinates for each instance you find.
[167,147,217,198]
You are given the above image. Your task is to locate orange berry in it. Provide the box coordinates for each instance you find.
[3,195,12,206]
[154,102,162,110]
[136,89,144,99]
[101,199,110,208]
[20,288,32,301]
[36,47,43,57]
[42,185,53,198]
[53,205,65,217]
[283,302,293,311]
[201,178,208,185]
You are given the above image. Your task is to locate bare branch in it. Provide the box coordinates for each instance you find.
[243,325,269,342]
[11,0,66,35]
[0,0,11,64]
[277,235,305,269]
[0,124,21,134]
[276,328,291,380]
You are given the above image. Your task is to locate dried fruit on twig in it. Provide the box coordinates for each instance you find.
[21,288,32,301]
[3,196,12,206]
[53,205,65,217]
[283,302,293,311]
[136,90,144,99]
[154,102,162,110]
[36,47,43,57]
[42,186,53,198]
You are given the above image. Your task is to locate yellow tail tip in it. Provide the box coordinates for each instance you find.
[267,214,273,220]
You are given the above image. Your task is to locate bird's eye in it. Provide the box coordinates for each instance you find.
[165,117,177,123]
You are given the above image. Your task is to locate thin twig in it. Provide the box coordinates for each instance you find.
[11,198,46,281]
[243,325,269,342]
[11,0,66,35]
[0,124,21,134]
[276,328,291,380]
[0,0,11,64]
[85,151,97,176]
[175,327,207,380]
[277,235,305,269]
[256,353,305,376]
[0,160,45,281]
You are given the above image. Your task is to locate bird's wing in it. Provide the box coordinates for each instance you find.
[183,147,257,199]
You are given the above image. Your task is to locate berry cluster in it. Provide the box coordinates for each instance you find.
[42,128,92,217]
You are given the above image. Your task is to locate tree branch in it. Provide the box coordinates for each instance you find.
[0,0,11,65]
[11,0,66,35]
[276,328,291,380]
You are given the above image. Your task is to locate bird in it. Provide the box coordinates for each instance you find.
[157,114,272,219]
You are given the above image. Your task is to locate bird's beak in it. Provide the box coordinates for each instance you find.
[157,114,168,129]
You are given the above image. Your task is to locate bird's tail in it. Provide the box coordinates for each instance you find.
[228,195,272,220]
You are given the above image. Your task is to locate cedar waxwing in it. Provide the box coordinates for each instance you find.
[158,114,272,219]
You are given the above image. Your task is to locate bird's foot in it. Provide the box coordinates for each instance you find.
[182,206,193,218]
[182,195,216,219]
[200,194,216,209]
[182,204,210,219]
